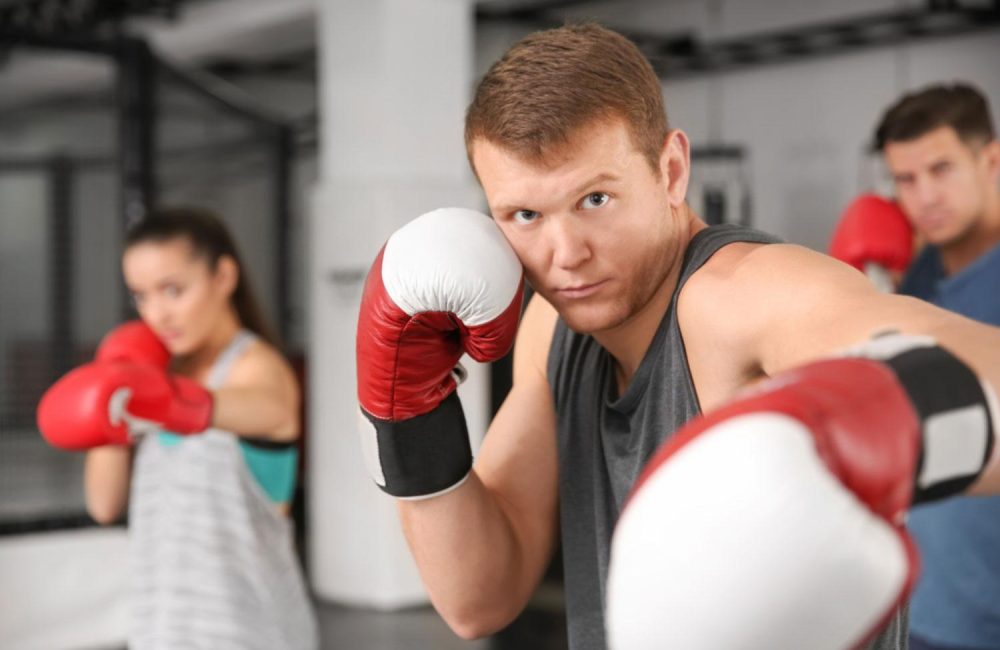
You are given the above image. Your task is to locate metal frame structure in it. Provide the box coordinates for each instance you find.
[477,0,1000,79]
[0,0,185,35]
[1,28,295,336]
[0,29,294,535]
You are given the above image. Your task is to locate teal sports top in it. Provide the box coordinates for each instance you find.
[157,432,298,503]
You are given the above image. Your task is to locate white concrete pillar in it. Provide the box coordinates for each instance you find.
[308,0,486,609]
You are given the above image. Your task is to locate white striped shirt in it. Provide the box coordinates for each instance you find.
[128,331,317,649]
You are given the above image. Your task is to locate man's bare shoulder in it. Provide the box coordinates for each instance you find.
[683,238,914,375]
[679,241,868,376]
[685,241,858,308]
[677,242,777,394]
[679,240,772,325]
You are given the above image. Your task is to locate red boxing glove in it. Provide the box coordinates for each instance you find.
[607,335,996,650]
[830,194,914,276]
[37,362,213,450]
[357,208,524,498]
[95,320,170,367]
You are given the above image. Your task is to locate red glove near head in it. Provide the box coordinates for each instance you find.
[829,194,914,274]
[356,208,524,498]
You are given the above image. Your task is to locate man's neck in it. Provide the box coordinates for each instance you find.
[598,210,706,393]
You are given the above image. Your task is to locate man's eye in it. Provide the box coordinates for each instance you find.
[582,192,609,209]
[514,210,540,224]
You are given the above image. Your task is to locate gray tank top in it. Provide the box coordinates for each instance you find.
[547,225,906,650]
[128,331,318,650]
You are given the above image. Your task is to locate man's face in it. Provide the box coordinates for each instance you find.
[472,118,681,335]
[884,126,998,246]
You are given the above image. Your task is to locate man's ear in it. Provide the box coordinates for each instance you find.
[659,129,691,208]
[981,139,1000,184]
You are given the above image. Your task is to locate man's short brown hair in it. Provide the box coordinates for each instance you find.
[465,23,668,173]
[874,82,996,151]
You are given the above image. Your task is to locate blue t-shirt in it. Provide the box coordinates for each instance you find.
[899,242,1000,648]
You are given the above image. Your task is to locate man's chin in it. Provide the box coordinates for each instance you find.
[558,307,625,336]
[925,229,963,248]
[538,287,629,334]
[918,219,968,246]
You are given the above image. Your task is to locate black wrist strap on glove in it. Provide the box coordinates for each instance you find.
[882,342,995,503]
[360,391,473,499]
[851,332,996,504]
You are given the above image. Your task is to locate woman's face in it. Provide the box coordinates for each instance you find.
[123,237,236,356]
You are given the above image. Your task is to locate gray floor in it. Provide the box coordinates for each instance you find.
[64,593,567,649]
[316,602,488,649]
[315,594,568,649]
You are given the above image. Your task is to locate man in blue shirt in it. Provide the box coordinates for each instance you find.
[876,83,1000,650]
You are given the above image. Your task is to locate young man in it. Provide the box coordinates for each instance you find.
[876,84,1000,650]
[355,25,1000,650]
[883,84,1000,320]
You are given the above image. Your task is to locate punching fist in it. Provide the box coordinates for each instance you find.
[356,208,523,498]
[94,320,170,367]
[37,362,213,450]
[829,194,914,292]
[606,334,996,650]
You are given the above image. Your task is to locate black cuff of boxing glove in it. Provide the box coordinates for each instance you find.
[882,344,995,504]
[362,391,473,499]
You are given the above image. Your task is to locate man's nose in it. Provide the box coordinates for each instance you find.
[549,216,592,271]
[912,175,942,208]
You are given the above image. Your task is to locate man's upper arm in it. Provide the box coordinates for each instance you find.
[474,292,561,574]
[734,244,1000,380]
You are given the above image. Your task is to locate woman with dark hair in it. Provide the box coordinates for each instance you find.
[76,206,316,649]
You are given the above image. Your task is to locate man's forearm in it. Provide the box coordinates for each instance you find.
[397,470,540,639]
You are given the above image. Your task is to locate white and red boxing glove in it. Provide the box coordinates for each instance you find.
[606,334,997,650]
[829,194,914,292]
[37,362,213,450]
[356,208,523,498]
[94,320,170,367]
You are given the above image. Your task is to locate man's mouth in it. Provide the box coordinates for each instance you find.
[556,280,606,299]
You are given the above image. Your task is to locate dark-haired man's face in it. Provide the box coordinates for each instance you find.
[885,125,999,247]
[472,117,687,336]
